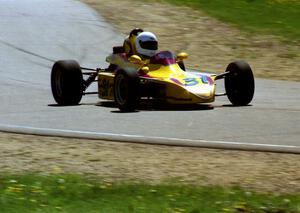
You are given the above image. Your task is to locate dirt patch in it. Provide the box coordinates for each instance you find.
[84,0,300,81]
[1,132,300,194]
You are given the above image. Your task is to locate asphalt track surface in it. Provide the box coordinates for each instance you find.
[0,0,299,152]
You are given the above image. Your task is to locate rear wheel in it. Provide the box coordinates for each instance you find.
[51,60,83,105]
[114,70,140,112]
[225,61,255,106]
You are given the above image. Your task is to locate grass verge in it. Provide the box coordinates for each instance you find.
[160,0,300,43]
[1,174,300,213]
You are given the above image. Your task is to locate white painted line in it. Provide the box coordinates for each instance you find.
[0,124,299,154]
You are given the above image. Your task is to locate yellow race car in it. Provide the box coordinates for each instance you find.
[51,49,254,112]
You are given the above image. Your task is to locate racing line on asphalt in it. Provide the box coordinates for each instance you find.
[1,124,300,154]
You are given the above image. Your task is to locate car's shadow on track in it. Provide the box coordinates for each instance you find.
[48,102,252,111]
[96,101,214,113]
[219,104,253,108]
[48,104,83,107]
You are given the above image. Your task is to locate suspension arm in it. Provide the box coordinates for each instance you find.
[215,71,230,80]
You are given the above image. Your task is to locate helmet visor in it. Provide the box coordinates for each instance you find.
[139,40,158,50]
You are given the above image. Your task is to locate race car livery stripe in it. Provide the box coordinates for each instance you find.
[201,75,213,85]
[170,78,184,86]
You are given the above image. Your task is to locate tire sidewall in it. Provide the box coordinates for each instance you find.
[225,61,255,106]
[114,70,140,111]
[51,60,83,105]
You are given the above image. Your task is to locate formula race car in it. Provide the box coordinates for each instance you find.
[51,50,255,112]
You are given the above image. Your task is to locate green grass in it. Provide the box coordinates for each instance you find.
[160,0,300,42]
[0,174,300,213]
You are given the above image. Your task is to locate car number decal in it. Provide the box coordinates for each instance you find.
[183,78,199,86]
[170,76,213,87]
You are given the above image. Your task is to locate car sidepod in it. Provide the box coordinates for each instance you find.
[98,72,114,100]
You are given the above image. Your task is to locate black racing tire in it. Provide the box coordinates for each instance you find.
[225,60,255,106]
[114,70,140,112]
[51,60,83,105]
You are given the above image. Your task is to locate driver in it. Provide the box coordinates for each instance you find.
[123,28,143,55]
[123,28,158,59]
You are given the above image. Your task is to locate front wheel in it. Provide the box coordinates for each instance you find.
[51,60,83,105]
[225,61,255,106]
[114,70,140,112]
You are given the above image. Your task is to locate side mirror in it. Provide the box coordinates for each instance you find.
[129,55,143,65]
[140,66,149,74]
[176,52,188,61]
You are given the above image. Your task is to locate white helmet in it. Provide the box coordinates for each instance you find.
[135,32,158,57]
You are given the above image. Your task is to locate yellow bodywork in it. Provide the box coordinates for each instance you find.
[98,72,114,100]
[99,53,216,104]
[146,63,216,104]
